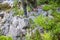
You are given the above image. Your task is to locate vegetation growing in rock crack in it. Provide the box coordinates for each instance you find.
[0,0,60,40]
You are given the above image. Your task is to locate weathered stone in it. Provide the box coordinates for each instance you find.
[0,0,4,3]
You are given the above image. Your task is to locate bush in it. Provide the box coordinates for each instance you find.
[13,0,24,16]
[37,0,41,5]
[34,10,60,40]
[27,6,32,12]
[26,29,42,40]
[42,32,53,40]
[0,36,12,40]
[37,0,49,5]
[42,5,52,11]
[13,8,24,16]
[42,3,58,11]
[34,15,54,30]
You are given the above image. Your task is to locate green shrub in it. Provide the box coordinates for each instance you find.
[42,3,58,11]
[52,11,60,22]
[13,8,24,16]
[26,29,42,40]
[37,0,41,5]
[34,30,42,40]
[42,32,53,40]
[13,0,24,16]
[34,15,54,30]
[0,36,12,40]
[42,5,52,11]
[34,10,60,40]
[27,6,32,12]
[51,3,58,10]
[37,0,48,5]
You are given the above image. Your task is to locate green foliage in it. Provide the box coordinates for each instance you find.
[34,11,60,30]
[51,3,58,10]
[42,5,52,11]
[25,30,31,40]
[13,8,24,16]
[37,0,48,5]
[33,30,42,40]
[42,4,58,11]
[51,11,60,34]
[26,29,42,40]
[0,36,12,40]
[13,0,18,7]
[52,11,60,22]
[29,18,36,29]
[42,32,53,40]
[34,9,60,40]
[37,0,60,7]
[37,0,41,5]
[34,15,54,30]
[49,0,60,6]
[13,0,24,16]
[53,22,60,34]
[48,0,60,7]
[27,6,32,12]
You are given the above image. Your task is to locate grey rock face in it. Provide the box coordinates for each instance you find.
[0,0,4,3]
[0,11,29,40]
